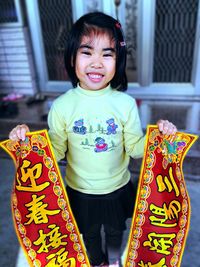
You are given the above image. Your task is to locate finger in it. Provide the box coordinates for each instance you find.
[166,127,174,135]
[164,122,177,135]
[21,127,27,141]
[19,124,29,141]
[157,119,165,132]
[163,121,172,135]
[158,120,170,134]
[9,128,19,141]
[21,124,30,141]
[15,126,22,140]
[171,125,177,135]
[18,124,30,141]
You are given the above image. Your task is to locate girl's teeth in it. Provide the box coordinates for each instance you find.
[88,74,102,78]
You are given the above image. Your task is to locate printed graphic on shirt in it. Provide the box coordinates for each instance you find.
[106,118,118,135]
[73,119,87,135]
[73,118,119,153]
[94,137,108,152]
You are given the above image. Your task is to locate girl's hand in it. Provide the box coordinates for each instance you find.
[157,120,177,135]
[9,124,30,141]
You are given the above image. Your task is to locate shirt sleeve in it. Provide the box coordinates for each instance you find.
[124,100,146,158]
[47,103,68,161]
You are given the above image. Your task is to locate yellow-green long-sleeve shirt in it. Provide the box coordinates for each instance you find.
[48,84,145,194]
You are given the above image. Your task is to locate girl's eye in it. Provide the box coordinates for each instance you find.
[81,51,91,55]
[103,54,113,57]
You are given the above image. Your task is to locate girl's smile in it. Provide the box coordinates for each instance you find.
[87,73,104,82]
[75,33,116,90]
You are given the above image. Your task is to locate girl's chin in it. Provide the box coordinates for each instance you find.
[80,81,108,90]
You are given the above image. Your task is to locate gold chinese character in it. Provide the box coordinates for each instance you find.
[143,232,176,255]
[25,194,60,225]
[138,257,167,267]
[149,200,181,227]
[34,224,68,254]
[16,160,50,192]
[156,167,179,197]
[46,247,76,267]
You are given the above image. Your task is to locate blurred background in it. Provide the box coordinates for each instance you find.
[0,0,200,266]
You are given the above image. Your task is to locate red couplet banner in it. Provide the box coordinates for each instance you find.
[0,130,90,267]
[124,125,198,267]
[0,126,198,267]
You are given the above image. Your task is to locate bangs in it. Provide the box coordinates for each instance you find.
[81,24,115,45]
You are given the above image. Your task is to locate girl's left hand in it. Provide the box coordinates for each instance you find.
[157,119,177,135]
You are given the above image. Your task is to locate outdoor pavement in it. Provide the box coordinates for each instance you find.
[0,154,200,267]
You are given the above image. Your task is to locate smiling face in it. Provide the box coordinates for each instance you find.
[75,33,116,90]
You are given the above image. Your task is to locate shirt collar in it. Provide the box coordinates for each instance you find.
[76,83,113,97]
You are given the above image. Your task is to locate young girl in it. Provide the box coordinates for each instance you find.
[9,12,177,267]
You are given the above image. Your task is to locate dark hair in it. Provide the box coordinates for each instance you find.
[64,12,127,91]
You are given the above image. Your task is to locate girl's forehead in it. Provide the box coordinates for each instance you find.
[80,33,115,47]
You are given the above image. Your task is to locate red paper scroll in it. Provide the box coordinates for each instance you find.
[0,130,90,267]
[125,125,198,267]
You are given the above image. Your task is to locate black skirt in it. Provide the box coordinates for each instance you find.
[66,180,137,234]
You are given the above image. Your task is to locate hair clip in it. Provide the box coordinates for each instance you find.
[120,41,126,46]
[115,22,121,28]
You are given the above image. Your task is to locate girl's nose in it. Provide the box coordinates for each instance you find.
[90,62,103,68]
[90,57,103,68]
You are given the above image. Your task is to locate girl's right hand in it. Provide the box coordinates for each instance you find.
[9,124,30,141]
